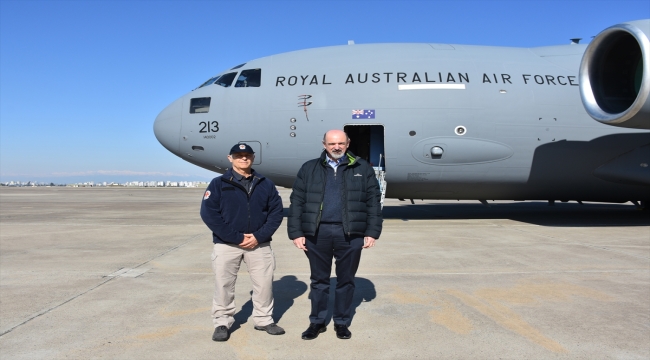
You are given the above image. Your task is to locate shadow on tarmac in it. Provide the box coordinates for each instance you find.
[231,275,308,333]
[273,275,309,322]
[326,277,376,327]
[230,276,376,332]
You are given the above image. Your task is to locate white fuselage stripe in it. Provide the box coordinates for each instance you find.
[398,84,466,90]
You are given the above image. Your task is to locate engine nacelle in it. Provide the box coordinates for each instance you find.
[579,20,650,130]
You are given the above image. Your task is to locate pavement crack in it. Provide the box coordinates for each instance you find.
[0,233,204,337]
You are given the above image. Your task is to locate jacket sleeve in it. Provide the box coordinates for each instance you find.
[252,182,283,243]
[200,179,244,244]
[287,164,307,239]
[363,164,383,239]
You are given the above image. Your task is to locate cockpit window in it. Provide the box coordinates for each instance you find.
[230,63,246,70]
[190,97,211,114]
[214,72,237,87]
[235,69,261,87]
[194,70,255,89]
[198,76,218,88]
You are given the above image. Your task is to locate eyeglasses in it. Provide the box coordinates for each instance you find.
[230,153,253,159]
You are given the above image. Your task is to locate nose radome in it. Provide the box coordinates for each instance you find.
[153,97,183,155]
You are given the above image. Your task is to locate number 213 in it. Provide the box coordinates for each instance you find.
[199,121,219,133]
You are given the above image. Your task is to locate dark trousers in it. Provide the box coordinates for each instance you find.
[304,223,363,326]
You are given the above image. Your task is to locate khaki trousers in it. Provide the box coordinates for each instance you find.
[211,242,275,328]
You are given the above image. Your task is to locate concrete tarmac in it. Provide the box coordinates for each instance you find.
[0,187,648,359]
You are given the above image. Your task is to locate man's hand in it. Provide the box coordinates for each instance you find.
[240,234,259,249]
[363,237,376,249]
[293,237,307,251]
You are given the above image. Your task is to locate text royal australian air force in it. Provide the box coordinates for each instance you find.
[275,72,579,87]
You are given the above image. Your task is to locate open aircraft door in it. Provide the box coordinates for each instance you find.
[344,125,387,208]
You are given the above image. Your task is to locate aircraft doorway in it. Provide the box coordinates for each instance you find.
[345,124,387,208]
[344,125,385,169]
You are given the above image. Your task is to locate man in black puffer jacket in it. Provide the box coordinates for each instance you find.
[289,129,383,340]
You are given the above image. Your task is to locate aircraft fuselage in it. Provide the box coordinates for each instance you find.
[154,21,650,203]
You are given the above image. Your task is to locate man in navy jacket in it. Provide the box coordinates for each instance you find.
[201,143,284,342]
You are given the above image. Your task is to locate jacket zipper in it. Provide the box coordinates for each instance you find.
[317,155,357,236]
[342,165,349,236]
[224,176,256,233]
[316,170,324,227]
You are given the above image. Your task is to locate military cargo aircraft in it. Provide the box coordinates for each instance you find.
[154,20,649,207]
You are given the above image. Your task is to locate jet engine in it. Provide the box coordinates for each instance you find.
[579,20,650,130]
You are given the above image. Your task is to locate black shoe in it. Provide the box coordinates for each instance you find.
[301,323,326,340]
[334,324,351,339]
[212,325,230,341]
[254,323,285,335]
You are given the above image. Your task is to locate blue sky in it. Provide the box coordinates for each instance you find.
[1,0,647,183]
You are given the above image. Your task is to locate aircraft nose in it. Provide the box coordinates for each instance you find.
[153,98,183,155]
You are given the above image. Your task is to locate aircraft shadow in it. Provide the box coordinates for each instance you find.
[381,201,648,227]
[231,275,307,333]
[284,202,647,227]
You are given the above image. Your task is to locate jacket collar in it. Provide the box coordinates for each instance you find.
[222,168,263,181]
[319,150,358,167]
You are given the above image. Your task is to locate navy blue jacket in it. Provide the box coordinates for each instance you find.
[201,168,283,245]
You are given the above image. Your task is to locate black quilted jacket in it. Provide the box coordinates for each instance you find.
[288,150,383,239]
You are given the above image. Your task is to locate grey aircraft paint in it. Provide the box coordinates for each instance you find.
[154,20,650,204]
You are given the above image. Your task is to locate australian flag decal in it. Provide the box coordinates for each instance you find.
[352,109,375,119]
